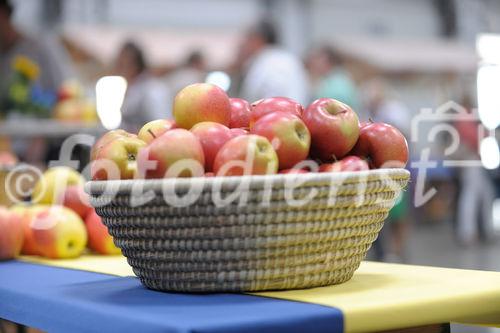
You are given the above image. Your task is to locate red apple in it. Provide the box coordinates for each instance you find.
[0,151,17,167]
[57,80,83,101]
[302,98,359,161]
[319,156,369,172]
[85,210,121,255]
[350,122,409,168]
[91,129,136,161]
[91,136,146,180]
[138,119,176,144]
[139,129,205,179]
[279,168,309,174]
[173,83,231,129]
[14,205,49,255]
[61,185,92,219]
[31,206,87,259]
[213,135,278,176]
[229,98,251,128]
[250,97,303,127]
[230,128,249,137]
[250,112,311,170]
[0,207,24,260]
[191,122,234,172]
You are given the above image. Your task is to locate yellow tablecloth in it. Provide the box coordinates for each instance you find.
[20,255,500,332]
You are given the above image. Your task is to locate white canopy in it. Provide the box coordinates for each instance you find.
[62,25,241,68]
[331,36,478,74]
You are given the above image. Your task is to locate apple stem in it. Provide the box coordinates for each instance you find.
[148,129,157,139]
[368,118,374,124]
[332,155,338,162]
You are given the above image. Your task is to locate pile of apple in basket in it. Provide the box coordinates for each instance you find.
[88,83,410,293]
[91,83,408,180]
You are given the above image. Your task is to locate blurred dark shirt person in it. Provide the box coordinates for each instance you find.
[0,0,72,109]
[114,41,171,132]
[237,21,308,105]
[307,46,359,110]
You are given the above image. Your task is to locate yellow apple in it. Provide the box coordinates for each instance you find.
[31,206,87,259]
[138,119,176,144]
[81,100,98,124]
[32,167,84,205]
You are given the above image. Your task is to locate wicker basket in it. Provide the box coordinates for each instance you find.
[86,169,410,292]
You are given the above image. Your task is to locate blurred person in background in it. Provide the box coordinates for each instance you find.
[306,45,360,111]
[113,41,171,132]
[235,20,309,105]
[0,0,72,165]
[165,50,206,97]
[0,0,72,106]
[363,79,411,134]
[364,79,412,262]
[453,96,496,246]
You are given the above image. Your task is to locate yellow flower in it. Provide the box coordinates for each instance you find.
[12,56,40,81]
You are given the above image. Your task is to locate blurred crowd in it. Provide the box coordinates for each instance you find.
[0,0,498,262]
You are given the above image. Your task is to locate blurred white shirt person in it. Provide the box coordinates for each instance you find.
[237,21,309,105]
[165,50,206,98]
[114,41,171,132]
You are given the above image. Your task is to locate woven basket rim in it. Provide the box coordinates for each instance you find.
[85,168,410,195]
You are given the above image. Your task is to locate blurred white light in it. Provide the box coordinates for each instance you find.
[477,34,500,65]
[477,65,500,130]
[205,71,231,91]
[493,199,500,232]
[480,136,500,170]
[95,76,127,130]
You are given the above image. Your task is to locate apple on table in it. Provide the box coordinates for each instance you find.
[61,184,93,219]
[32,166,84,205]
[31,206,87,259]
[10,204,50,255]
[0,151,18,167]
[85,210,121,255]
[0,207,24,260]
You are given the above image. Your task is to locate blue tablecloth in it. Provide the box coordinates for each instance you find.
[0,261,343,333]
